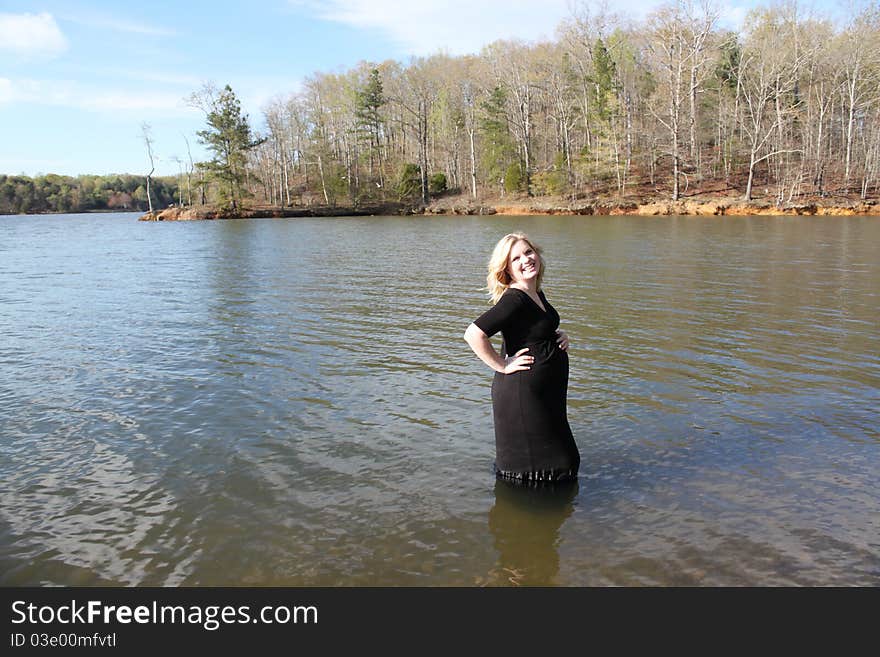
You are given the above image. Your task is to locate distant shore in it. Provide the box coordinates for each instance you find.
[1,209,142,217]
[138,192,880,221]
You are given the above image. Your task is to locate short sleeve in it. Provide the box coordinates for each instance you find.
[473,291,521,337]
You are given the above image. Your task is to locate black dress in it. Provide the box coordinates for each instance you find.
[473,288,580,482]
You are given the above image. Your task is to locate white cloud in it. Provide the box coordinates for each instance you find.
[58,11,177,37]
[298,0,572,55]
[296,1,794,52]
[0,12,68,58]
[0,77,197,115]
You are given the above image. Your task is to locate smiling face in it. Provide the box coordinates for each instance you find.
[506,239,541,288]
[486,232,545,303]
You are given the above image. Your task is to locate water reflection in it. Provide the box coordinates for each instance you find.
[485,478,579,586]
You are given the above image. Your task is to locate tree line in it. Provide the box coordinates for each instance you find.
[9,1,880,215]
[196,0,876,210]
[0,173,179,215]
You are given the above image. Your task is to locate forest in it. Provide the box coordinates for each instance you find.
[0,173,178,215]
[6,1,880,216]
[215,1,880,211]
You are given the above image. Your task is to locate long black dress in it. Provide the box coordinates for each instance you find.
[473,287,580,482]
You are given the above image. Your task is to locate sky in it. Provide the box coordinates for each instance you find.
[0,0,851,177]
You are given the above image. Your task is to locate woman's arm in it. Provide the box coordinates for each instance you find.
[464,323,533,374]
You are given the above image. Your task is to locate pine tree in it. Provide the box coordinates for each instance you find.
[355,68,386,183]
[479,86,517,194]
[592,38,619,126]
[196,85,264,211]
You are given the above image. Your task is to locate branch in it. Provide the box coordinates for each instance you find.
[752,148,804,167]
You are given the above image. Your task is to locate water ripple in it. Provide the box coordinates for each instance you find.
[1,213,878,585]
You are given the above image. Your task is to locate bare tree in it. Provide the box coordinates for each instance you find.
[838,5,880,190]
[801,22,840,196]
[485,41,537,195]
[141,122,156,214]
[646,0,717,200]
[182,134,195,206]
[170,155,184,207]
[738,6,808,201]
[461,78,480,199]
[388,57,439,205]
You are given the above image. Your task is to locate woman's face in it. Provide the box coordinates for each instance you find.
[506,239,540,286]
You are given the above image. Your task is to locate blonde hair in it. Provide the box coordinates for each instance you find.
[486,232,545,304]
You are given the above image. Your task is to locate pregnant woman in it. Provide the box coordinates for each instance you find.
[464,232,580,484]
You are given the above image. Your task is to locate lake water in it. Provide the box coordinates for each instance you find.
[1,212,878,586]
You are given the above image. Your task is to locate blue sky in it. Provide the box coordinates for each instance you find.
[0,0,848,177]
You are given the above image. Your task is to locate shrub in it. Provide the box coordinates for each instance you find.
[504,162,523,194]
[396,163,422,201]
[428,172,447,195]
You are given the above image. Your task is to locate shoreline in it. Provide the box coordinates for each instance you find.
[138,195,880,221]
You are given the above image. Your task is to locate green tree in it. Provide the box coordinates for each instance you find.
[15,179,35,213]
[396,163,422,202]
[714,33,741,92]
[195,84,264,211]
[355,68,386,183]
[531,152,569,196]
[504,162,523,194]
[0,176,15,214]
[322,162,348,205]
[591,38,619,125]
[479,86,517,193]
[428,172,447,194]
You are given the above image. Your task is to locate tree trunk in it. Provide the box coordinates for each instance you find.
[468,125,477,199]
[672,86,681,201]
[845,73,858,190]
[146,169,154,214]
[523,86,532,195]
[284,151,290,206]
[690,66,698,162]
[419,99,429,205]
[317,153,329,204]
[745,149,756,201]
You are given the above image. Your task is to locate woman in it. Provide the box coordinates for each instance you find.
[464,232,580,483]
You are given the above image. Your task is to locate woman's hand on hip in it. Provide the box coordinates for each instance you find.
[503,347,533,374]
[556,329,569,351]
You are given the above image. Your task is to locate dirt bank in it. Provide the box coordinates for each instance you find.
[459,197,880,217]
[139,195,879,221]
[138,202,412,221]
